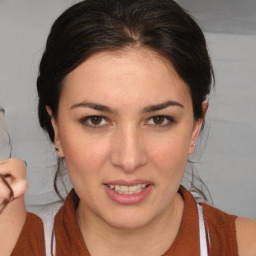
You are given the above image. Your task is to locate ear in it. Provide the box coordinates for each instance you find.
[45,106,64,157]
[188,101,208,155]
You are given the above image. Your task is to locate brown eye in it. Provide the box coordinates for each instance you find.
[82,116,108,128]
[152,116,165,125]
[90,116,103,125]
[146,115,175,128]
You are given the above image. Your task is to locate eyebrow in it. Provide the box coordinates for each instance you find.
[70,102,116,114]
[143,100,184,113]
[70,100,184,114]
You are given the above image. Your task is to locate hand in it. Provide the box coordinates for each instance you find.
[0,158,27,213]
[0,158,27,256]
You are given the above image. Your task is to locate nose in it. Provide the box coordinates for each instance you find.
[110,125,147,172]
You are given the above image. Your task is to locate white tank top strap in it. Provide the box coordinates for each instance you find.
[197,203,209,256]
[50,227,56,256]
[38,201,62,256]
[41,214,55,256]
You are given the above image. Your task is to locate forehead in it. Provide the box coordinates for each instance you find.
[61,47,192,110]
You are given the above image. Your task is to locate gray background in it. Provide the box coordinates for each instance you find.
[0,0,255,218]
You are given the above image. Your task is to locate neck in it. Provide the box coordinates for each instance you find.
[76,193,184,256]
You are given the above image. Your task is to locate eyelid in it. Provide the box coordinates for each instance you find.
[80,115,110,128]
[145,115,175,127]
[80,115,175,129]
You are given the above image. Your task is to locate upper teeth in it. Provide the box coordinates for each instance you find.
[109,184,147,194]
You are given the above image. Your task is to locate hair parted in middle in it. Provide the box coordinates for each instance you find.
[37,0,214,142]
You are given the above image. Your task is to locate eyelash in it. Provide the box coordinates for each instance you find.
[80,116,110,129]
[80,115,175,129]
[146,116,175,128]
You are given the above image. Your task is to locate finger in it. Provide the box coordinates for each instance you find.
[0,174,13,213]
[0,158,26,179]
[0,158,27,199]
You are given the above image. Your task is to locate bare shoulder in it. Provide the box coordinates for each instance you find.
[236,217,256,256]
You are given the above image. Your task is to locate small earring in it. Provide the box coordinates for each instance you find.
[192,142,196,147]
[55,147,59,153]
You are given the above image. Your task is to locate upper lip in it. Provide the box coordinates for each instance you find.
[104,179,153,186]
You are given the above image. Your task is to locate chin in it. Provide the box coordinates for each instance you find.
[108,217,151,231]
[100,207,154,231]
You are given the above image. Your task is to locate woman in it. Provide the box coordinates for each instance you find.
[1,0,256,255]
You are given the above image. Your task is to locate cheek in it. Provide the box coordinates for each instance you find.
[61,136,111,200]
[60,134,110,177]
[148,134,191,172]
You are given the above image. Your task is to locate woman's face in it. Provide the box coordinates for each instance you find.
[50,48,205,230]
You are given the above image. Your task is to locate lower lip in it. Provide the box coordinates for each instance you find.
[104,185,153,205]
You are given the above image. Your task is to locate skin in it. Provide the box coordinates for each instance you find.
[49,47,206,255]
[0,159,27,256]
[236,218,256,256]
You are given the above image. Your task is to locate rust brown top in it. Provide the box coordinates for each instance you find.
[11,186,238,256]
[11,212,45,256]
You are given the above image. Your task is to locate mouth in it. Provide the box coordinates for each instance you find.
[104,180,153,205]
[106,184,150,195]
